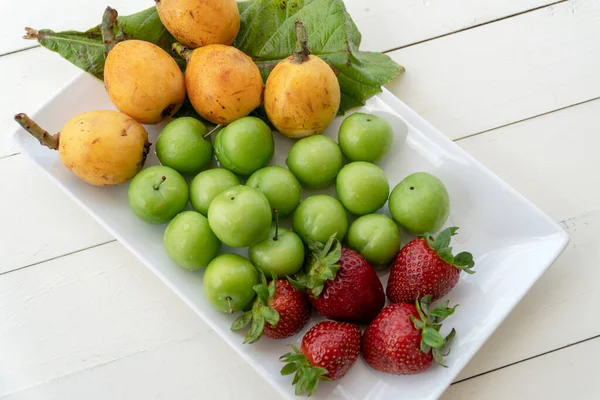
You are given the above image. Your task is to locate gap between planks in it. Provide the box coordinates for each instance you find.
[382,0,568,53]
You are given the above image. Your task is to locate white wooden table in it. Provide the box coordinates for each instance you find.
[1,1,599,399]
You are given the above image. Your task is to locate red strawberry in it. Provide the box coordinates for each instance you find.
[231,274,310,343]
[291,235,385,324]
[362,295,457,375]
[280,321,361,396]
[387,227,475,303]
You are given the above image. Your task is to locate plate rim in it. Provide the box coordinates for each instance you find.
[11,71,570,400]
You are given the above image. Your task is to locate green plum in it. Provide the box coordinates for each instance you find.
[163,211,221,271]
[128,166,188,224]
[189,168,240,216]
[156,117,212,175]
[347,214,401,266]
[338,113,393,163]
[389,172,450,234]
[292,195,348,244]
[246,166,301,218]
[336,162,389,216]
[248,215,305,277]
[208,185,272,247]
[214,116,274,177]
[203,253,259,313]
[286,135,343,188]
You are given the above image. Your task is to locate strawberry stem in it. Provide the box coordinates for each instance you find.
[280,345,329,396]
[424,227,475,273]
[410,295,458,367]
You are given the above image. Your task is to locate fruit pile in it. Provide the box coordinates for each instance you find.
[14,0,475,397]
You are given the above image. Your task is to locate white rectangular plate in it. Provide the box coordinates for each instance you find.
[13,72,568,400]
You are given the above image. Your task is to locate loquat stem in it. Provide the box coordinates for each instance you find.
[292,21,310,63]
[172,42,192,62]
[14,113,59,150]
[101,6,119,53]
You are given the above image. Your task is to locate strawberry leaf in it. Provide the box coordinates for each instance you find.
[231,311,253,331]
[231,275,281,344]
[294,234,342,298]
[422,327,445,348]
[424,227,476,273]
[279,345,329,396]
[413,295,458,367]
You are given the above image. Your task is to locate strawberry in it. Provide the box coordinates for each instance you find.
[387,227,475,304]
[231,273,310,343]
[362,295,457,375]
[291,235,385,324]
[280,321,361,396]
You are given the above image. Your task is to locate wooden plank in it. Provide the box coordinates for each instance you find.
[0,242,214,396]
[443,337,600,399]
[386,0,600,139]
[0,0,151,56]
[0,47,81,159]
[347,0,559,52]
[454,209,600,381]
[0,154,112,274]
[1,335,278,400]
[0,1,559,55]
[2,210,597,397]
[457,98,600,223]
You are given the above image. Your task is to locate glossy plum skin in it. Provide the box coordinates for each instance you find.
[292,195,348,244]
[338,113,393,163]
[189,168,240,216]
[286,135,343,188]
[156,117,212,175]
[207,185,272,248]
[335,162,389,216]
[214,117,274,177]
[128,165,188,225]
[347,214,401,266]
[248,226,305,277]
[246,166,301,218]
[389,172,450,234]
[163,211,221,271]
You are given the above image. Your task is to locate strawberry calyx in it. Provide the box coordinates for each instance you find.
[288,234,341,298]
[231,272,280,344]
[424,227,475,274]
[280,345,331,396]
[410,294,458,367]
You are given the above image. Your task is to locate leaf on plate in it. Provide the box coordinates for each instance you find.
[234,0,404,113]
[24,7,179,80]
[26,0,403,117]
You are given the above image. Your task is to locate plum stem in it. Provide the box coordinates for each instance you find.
[273,209,280,241]
[226,297,234,314]
[153,176,166,190]
[204,124,222,138]
[293,21,310,64]
[14,113,59,150]
[172,42,192,62]
[101,6,119,53]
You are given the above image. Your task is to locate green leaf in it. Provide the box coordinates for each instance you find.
[244,314,266,344]
[454,252,476,273]
[27,7,178,81]
[430,304,458,320]
[432,348,448,367]
[262,306,280,327]
[281,362,298,376]
[253,283,271,304]
[422,327,445,349]
[231,311,253,331]
[432,227,459,251]
[235,0,403,113]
